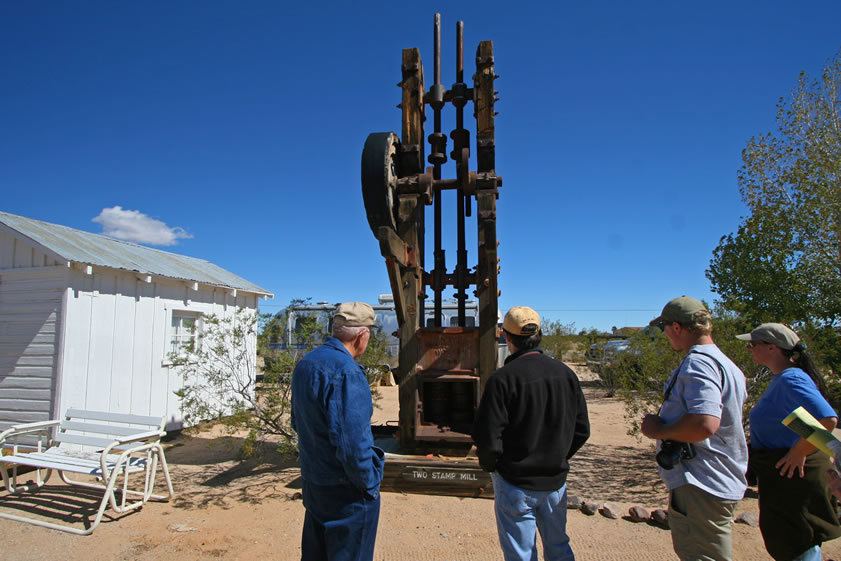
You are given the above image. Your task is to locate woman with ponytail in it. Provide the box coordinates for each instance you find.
[737,323,840,561]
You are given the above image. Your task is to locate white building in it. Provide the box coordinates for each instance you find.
[0,210,272,432]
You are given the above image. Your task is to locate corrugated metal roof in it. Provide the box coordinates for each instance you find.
[0,211,272,296]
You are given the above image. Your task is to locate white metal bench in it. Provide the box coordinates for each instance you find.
[0,408,175,535]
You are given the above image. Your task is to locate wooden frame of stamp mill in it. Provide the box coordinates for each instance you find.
[361,14,502,450]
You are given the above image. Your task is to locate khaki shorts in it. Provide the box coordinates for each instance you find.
[668,484,739,561]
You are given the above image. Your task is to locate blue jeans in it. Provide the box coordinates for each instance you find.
[792,545,821,561]
[491,472,575,561]
[301,480,380,561]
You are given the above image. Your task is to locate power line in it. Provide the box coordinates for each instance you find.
[534,308,659,313]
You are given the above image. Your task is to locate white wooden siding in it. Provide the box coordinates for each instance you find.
[0,226,262,433]
[59,268,259,430]
[0,266,65,433]
[130,280,156,417]
[0,228,63,270]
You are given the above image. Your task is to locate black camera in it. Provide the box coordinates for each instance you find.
[656,440,697,470]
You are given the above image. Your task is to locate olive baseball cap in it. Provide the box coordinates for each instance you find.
[735,322,800,351]
[649,296,708,326]
[503,306,541,336]
[333,302,376,327]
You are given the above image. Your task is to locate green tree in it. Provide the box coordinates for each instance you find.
[708,49,841,331]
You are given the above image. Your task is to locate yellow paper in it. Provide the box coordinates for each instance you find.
[782,406,841,459]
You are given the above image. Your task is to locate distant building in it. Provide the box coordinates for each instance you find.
[270,294,479,361]
[0,211,272,434]
[612,326,644,338]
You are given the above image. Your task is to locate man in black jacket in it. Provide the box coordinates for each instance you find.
[472,306,590,561]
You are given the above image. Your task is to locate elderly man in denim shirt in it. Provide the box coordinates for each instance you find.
[291,302,385,561]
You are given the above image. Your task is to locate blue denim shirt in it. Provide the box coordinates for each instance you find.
[291,337,384,495]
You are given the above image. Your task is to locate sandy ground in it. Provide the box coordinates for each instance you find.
[2,365,841,561]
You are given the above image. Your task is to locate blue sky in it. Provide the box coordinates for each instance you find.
[3,2,840,332]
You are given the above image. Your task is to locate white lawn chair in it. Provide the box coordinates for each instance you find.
[0,408,175,535]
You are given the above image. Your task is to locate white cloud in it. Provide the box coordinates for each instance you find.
[92,206,193,246]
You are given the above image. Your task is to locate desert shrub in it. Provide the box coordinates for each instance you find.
[171,301,391,459]
[612,311,774,438]
[169,307,300,458]
[608,328,680,433]
[541,320,587,363]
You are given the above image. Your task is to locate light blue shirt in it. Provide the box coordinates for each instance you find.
[658,344,748,501]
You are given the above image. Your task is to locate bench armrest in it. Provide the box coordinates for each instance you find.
[0,420,60,443]
[11,420,61,431]
[115,430,165,445]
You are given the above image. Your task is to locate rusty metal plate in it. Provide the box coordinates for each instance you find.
[416,327,479,372]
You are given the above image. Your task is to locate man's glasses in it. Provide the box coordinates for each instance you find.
[656,321,671,330]
[746,341,769,349]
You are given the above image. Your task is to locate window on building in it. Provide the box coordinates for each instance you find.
[291,312,329,348]
[170,312,200,354]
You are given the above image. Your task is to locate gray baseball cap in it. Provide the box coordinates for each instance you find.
[735,322,800,350]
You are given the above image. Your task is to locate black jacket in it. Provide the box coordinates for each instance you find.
[471,348,590,490]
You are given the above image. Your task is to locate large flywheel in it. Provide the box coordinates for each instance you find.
[361,131,401,236]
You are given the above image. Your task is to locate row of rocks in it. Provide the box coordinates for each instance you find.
[567,495,759,528]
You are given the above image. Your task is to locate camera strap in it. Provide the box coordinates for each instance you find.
[659,350,726,414]
[687,350,726,391]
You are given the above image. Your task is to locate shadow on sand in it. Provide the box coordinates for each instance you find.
[568,443,666,505]
[163,432,302,510]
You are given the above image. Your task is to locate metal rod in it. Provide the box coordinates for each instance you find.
[456,21,464,127]
[432,13,443,326]
[456,20,467,326]
[434,13,441,86]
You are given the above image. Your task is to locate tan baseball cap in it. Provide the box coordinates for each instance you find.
[736,322,800,351]
[649,296,708,326]
[333,302,376,327]
[503,306,540,336]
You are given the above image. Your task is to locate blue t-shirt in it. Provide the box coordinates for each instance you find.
[749,367,837,450]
